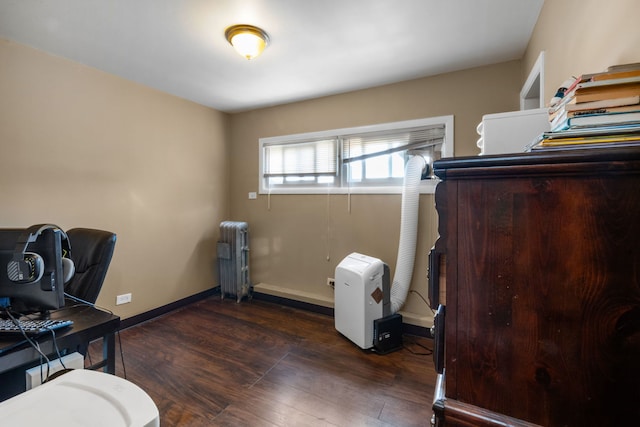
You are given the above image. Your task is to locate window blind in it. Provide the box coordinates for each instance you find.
[342,125,445,163]
[263,138,337,177]
[259,115,453,194]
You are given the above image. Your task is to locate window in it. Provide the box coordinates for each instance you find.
[259,115,454,194]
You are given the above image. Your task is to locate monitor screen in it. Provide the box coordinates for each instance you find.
[0,226,65,314]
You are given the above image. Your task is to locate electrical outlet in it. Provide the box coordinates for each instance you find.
[116,293,132,305]
[327,277,335,287]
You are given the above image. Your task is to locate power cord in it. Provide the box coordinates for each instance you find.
[63,293,128,379]
[3,308,64,384]
[38,327,68,385]
[403,336,433,356]
[400,290,436,356]
[409,289,436,315]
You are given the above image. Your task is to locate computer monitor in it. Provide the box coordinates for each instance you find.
[0,225,66,315]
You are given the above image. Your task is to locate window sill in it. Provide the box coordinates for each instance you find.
[259,180,439,195]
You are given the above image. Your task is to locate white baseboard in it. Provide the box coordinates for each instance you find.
[254,282,434,329]
[254,282,334,308]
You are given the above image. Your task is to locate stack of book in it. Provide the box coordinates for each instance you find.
[528,63,640,151]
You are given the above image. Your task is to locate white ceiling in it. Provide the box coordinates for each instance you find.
[0,0,544,113]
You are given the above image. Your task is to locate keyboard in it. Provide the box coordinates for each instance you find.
[0,318,74,336]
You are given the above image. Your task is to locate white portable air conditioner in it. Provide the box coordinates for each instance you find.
[334,253,390,349]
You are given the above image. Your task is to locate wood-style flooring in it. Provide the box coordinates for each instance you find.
[88,296,437,427]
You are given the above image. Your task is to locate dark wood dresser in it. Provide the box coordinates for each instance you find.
[429,146,640,426]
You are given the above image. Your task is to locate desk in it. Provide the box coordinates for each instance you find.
[0,303,120,400]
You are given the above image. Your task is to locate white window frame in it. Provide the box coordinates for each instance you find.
[259,115,454,195]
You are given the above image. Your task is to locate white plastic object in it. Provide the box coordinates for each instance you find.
[0,369,159,426]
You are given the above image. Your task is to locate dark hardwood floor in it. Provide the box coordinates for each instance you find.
[88,296,437,426]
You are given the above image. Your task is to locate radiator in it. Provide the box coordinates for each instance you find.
[217,221,251,302]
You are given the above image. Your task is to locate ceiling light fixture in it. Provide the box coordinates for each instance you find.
[225,24,270,60]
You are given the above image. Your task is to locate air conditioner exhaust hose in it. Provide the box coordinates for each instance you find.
[390,155,425,314]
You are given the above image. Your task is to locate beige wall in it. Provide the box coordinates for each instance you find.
[0,39,230,318]
[228,61,523,327]
[524,0,640,104]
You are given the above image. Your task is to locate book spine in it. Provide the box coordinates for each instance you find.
[576,76,640,89]
[552,112,640,132]
[592,69,640,81]
[574,85,640,104]
[564,96,640,112]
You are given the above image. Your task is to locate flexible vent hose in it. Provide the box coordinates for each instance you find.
[390,155,425,314]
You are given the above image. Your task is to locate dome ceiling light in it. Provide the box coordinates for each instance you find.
[225,24,270,60]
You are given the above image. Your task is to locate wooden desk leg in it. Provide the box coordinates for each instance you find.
[103,332,116,374]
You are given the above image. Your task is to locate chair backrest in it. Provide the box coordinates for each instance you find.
[65,228,117,304]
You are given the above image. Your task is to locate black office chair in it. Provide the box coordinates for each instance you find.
[65,228,117,304]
